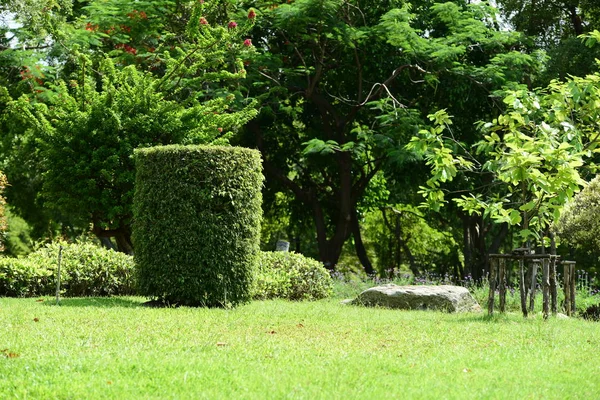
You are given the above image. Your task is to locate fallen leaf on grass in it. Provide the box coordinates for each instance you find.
[35,299,44,302]
[268,330,276,335]
[33,318,39,322]
[107,381,112,385]
[216,342,227,347]
[463,368,472,373]
[296,323,304,328]
[1,349,20,358]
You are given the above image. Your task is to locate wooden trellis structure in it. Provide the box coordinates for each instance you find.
[488,250,577,318]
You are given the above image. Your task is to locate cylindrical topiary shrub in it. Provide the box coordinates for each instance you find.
[133,145,263,307]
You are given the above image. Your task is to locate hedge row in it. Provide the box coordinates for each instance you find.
[0,241,135,297]
[0,245,333,301]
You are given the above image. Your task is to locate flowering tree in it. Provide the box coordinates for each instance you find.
[0,1,258,251]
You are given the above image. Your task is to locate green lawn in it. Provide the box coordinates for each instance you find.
[1,296,599,399]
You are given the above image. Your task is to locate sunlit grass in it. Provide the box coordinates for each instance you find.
[1,295,600,399]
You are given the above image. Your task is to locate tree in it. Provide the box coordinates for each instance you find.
[409,37,600,274]
[494,0,600,82]
[0,3,257,251]
[239,0,540,273]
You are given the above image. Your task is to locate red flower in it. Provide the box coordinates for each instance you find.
[243,39,252,47]
[248,9,256,19]
[228,21,237,29]
[199,17,208,25]
[116,43,137,55]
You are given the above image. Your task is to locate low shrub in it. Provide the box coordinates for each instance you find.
[0,258,54,297]
[252,251,333,300]
[0,241,135,297]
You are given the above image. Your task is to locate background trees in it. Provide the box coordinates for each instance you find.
[0,0,599,283]
[238,0,541,274]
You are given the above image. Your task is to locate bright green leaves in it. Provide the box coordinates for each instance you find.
[407,109,473,212]
[0,1,260,244]
[380,4,426,54]
[408,67,600,244]
[580,30,600,48]
[406,109,472,191]
[302,139,343,155]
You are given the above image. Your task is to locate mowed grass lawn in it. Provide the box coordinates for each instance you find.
[1,296,600,399]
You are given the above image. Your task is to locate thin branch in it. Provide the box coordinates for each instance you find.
[257,69,281,86]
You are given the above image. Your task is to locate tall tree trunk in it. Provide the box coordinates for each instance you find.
[351,212,374,275]
[568,6,584,36]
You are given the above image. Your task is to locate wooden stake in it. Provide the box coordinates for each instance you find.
[542,258,550,320]
[488,258,497,315]
[499,258,506,313]
[519,258,528,317]
[529,261,538,313]
[570,263,576,315]
[550,257,557,315]
[55,245,63,306]
[564,262,571,316]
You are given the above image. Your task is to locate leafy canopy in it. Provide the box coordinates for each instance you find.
[408,36,600,243]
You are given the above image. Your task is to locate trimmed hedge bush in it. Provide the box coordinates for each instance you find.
[133,145,263,307]
[0,241,135,297]
[252,251,333,300]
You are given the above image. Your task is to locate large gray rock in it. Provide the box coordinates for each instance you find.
[349,284,481,313]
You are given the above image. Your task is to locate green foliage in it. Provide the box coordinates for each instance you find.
[408,61,600,244]
[0,258,53,297]
[0,241,135,297]
[4,208,34,257]
[252,251,333,300]
[241,0,541,271]
[0,5,257,248]
[556,174,600,250]
[133,145,263,307]
[361,205,459,276]
[0,172,7,251]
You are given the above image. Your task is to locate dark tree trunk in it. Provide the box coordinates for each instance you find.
[462,214,509,281]
[92,222,133,254]
[351,212,374,275]
[568,6,584,36]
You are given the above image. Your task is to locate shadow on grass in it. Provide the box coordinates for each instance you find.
[43,297,144,308]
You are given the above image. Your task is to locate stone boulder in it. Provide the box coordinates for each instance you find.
[348,284,481,313]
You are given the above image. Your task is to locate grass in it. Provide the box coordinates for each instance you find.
[2,294,600,399]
